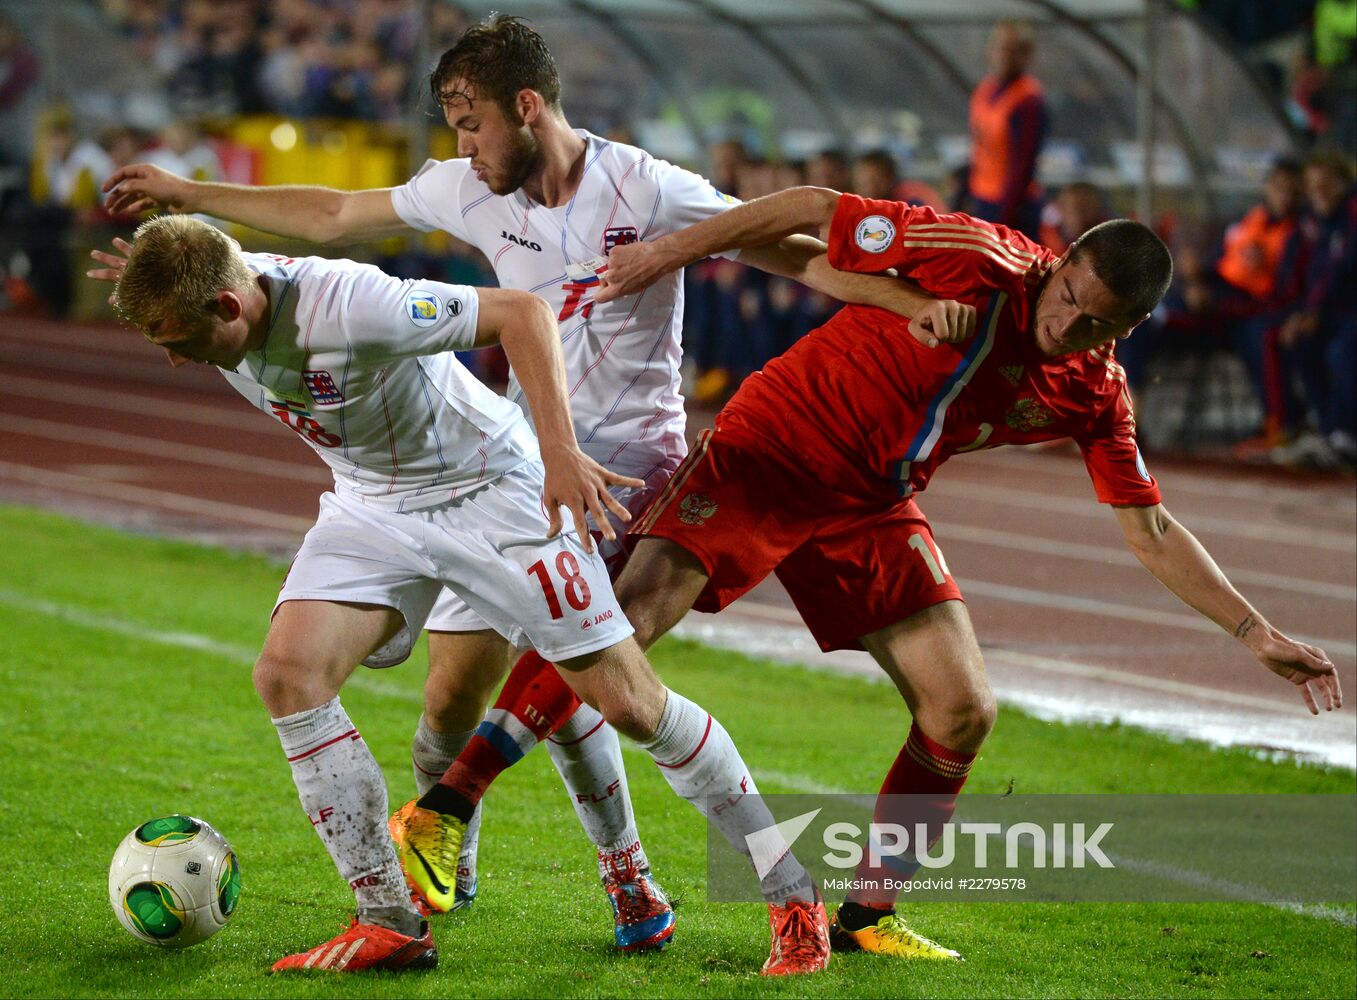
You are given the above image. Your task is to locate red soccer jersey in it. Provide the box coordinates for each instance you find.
[719,196,1162,508]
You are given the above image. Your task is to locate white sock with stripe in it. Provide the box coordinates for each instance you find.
[273,697,420,934]
[411,714,482,894]
[639,690,814,904]
[545,703,650,882]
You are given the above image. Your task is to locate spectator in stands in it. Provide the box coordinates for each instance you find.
[145,121,220,182]
[1272,151,1357,469]
[806,148,851,194]
[1039,181,1110,255]
[854,149,949,212]
[0,13,40,172]
[965,20,1047,239]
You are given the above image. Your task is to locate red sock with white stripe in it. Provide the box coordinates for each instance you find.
[640,689,815,904]
[545,703,649,881]
[420,650,582,821]
[273,697,420,935]
[842,722,975,917]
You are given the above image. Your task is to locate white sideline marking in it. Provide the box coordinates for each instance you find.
[0,461,314,534]
[0,414,327,485]
[3,589,1349,926]
[938,522,1354,602]
[924,479,1357,553]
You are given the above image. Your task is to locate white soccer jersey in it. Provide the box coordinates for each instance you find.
[221,252,538,511]
[391,131,739,473]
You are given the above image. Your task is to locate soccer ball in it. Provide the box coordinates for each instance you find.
[108,815,241,948]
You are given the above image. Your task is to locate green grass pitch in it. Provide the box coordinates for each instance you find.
[0,505,1352,998]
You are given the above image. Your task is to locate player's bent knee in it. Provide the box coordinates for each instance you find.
[252,653,335,718]
[421,674,495,732]
[928,690,997,751]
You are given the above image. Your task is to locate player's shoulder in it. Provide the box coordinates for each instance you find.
[584,130,716,190]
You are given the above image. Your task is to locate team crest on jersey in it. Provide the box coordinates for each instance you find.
[406,292,440,327]
[677,493,719,527]
[1005,397,1055,432]
[603,227,639,255]
[303,369,344,405]
[854,215,896,253]
[999,365,1025,386]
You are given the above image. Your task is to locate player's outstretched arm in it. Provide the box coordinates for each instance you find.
[1114,503,1342,714]
[100,163,412,245]
[739,236,978,347]
[597,186,842,303]
[473,289,643,551]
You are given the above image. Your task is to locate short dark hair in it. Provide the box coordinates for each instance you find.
[430,14,560,120]
[1067,219,1173,318]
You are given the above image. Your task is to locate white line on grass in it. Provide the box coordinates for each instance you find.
[3,588,1349,926]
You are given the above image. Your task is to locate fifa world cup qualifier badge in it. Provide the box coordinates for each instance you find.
[854,215,896,253]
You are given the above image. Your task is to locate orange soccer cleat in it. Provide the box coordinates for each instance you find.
[760,896,831,976]
[270,917,436,973]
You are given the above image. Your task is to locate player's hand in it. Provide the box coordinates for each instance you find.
[595,239,681,303]
[86,236,133,306]
[909,299,977,348]
[1249,626,1342,715]
[102,163,195,217]
[540,444,645,554]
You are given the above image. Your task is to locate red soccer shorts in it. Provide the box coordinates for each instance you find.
[630,427,963,652]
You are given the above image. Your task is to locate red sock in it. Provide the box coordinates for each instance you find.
[845,722,976,910]
[426,651,583,815]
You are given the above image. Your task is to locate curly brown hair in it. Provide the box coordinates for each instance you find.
[429,14,560,121]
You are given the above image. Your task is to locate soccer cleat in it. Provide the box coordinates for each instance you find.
[603,861,675,952]
[389,809,476,915]
[392,799,466,914]
[761,896,831,976]
[270,917,436,973]
[828,910,962,960]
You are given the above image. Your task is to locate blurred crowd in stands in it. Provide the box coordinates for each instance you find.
[0,1,1353,468]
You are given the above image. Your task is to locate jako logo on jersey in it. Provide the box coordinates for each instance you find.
[677,493,718,526]
[446,297,463,317]
[603,226,638,255]
[855,215,896,253]
[303,369,344,405]
[407,292,440,327]
[500,230,543,252]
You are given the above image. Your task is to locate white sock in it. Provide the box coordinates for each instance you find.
[273,697,420,932]
[546,703,650,882]
[639,690,814,904]
[411,713,481,894]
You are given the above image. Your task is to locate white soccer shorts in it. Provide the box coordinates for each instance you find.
[275,462,633,667]
[423,455,681,632]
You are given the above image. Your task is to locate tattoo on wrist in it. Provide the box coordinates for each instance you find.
[1233,614,1259,640]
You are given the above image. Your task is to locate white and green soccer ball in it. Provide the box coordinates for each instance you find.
[108,815,241,948]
